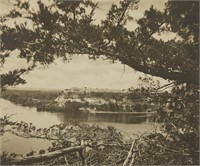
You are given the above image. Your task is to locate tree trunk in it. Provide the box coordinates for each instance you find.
[8,146,85,165]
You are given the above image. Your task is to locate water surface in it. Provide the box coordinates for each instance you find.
[0,99,158,154]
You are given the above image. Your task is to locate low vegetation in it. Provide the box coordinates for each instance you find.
[0,0,198,165]
[1,88,158,112]
[1,84,199,165]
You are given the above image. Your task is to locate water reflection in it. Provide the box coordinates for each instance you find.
[1,132,52,154]
[0,99,157,154]
[0,99,61,128]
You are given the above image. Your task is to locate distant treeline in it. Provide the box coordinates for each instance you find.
[1,90,63,111]
[1,89,61,100]
[1,89,158,112]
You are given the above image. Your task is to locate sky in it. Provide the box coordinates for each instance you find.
[0,0,171,90]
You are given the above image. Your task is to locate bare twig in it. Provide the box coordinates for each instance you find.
[156,144,191,156]
[123,140,137,166]
[7,129,73,143]
[155,82,176,91]
[123,130,151,166]
[64,156,70,166]
[138,17,169,50]
[129,152,136,166]
[78,150,85,165]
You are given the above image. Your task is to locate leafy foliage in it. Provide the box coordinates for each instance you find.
[132,83,199,165]
[2,89,157,112]
[0,116,131,165]
[0,0,199,165]
[0,0,198,88]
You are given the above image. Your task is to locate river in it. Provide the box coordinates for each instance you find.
[0,99,159,154]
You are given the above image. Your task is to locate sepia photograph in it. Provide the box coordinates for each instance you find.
[0,0,199,165]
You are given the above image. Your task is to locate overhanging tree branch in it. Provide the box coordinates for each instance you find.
[138,17,169,50]
[78,46,199,85]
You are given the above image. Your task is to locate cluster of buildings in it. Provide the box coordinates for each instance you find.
[61,87,128,94]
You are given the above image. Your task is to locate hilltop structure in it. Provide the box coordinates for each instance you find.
[55,87,156,112]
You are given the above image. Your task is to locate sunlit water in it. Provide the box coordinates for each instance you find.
[0,99,159,154]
